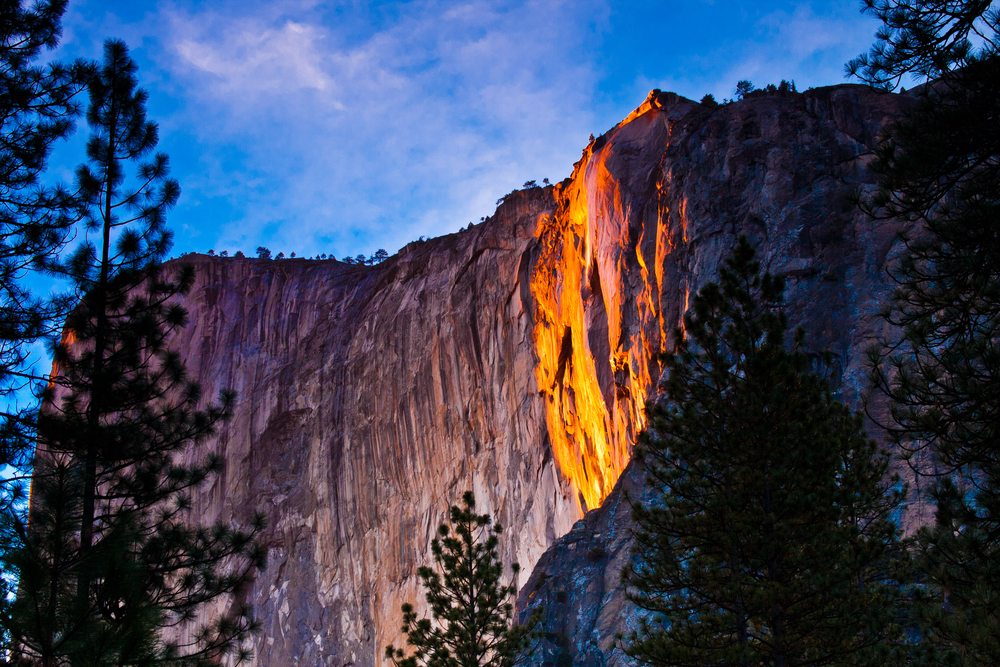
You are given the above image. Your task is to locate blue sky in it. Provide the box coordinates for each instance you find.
[44,0,884,261]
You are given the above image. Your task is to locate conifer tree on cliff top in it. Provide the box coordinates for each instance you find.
[850,1,1000,662]
[623,237,905,667]
[0,39,264,666]
[386,491,539,667]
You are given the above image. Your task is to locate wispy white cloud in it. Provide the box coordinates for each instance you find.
[158,0,606,258]
[174,20,339,100]
[760,5,866,57]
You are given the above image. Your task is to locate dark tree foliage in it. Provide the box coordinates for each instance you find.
[851,2,1000,663]
[623,238,905,667]
[862,55,1000,480]
[847,0,998,89]
[386,492,539,667]
[0,40,264,666]
[0,0,91,652]
[0,0,92,469]
[734,80,755,99]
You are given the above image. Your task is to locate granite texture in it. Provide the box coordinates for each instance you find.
[152,83,916,666]
[516,85,923,667]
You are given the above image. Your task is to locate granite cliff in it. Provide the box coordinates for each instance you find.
[160,83,913,666]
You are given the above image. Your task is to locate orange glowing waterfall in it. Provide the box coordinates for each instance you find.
[530,136,663,512]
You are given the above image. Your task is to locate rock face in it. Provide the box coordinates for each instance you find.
[516,85,923,667]
[516,460,644,667]
[162,84,914,666]
[167,196,578,666]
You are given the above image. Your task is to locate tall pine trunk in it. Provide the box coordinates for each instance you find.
[76,63,119,617]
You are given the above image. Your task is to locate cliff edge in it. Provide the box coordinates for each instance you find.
[161,83,912,666]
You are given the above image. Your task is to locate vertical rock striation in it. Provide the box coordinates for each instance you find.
[151,83,912,665]
[166,196,579,666]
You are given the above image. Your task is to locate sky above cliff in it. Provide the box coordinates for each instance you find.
[46,0,884,261]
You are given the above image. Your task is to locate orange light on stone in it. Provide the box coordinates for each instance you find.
[530,140,656,513]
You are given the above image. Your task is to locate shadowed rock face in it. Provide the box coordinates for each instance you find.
[516,85,923,667]
[158,83,914,666]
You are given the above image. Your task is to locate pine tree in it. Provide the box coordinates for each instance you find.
[0,0,92,652]
[850,3,1000,663]
[623,237,905,667]
[386,491,539,667]
[845,0,997,90]
[734,80,755,99]
[0,39,264,666]
[0,0,91,470]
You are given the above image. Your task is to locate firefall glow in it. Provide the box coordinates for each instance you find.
[531,176,614,511]
[529,107,672,512]
[619,89,665,128]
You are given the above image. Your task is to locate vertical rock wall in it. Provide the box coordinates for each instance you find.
[156,83,913,666]
[518,85,920,667]
[167,195,584,666]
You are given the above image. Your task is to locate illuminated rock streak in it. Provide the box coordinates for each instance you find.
[529,95,689,511]
[35,84,915,667]
[530,162,618,512]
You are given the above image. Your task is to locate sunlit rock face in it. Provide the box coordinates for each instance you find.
[163,83,913,666]
[167,196,579,666]
[530,91,703,515]
[517,84,919,667]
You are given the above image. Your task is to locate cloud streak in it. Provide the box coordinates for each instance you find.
[175,20,339,99]
[52,0,883,260]
[157,0,606,259]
